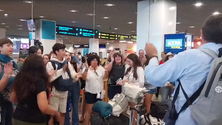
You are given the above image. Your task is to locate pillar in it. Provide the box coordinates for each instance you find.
[35,19,56,54]
[0,28,6,39]
[137,0,177,57]
[89,38,99,54]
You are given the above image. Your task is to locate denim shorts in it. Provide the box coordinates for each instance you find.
[144,83,156,94]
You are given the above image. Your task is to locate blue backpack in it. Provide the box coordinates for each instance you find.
[51,61,74,91]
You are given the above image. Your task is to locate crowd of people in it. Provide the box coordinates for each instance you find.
[0,14,222,125]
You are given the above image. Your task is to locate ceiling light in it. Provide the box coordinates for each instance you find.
[112,32,115,34]
[169,6,176,10]
[16,25,22,27]
[176,22,181,24]
[0,9,4,12]
[132,31,135,32]
[96,25,101,27]
[2,23,5,25]
[23,1,32,4]
[39,16,44,18]
[213,11,220,15]
[5,26,9,28]
[18,28,23,30]
[20,19,26,21]
[119,40,126,43]
[86,13,95,16]
[114,28,118,30]
[194,2,203,7]
[128,41,133,44]
[189,26,195,28]
[4,14,8,17]
[128,22,133,24]
[107,43,109,45]
[105,4,115,7]
[70,10,78,13]
[71,21,76,23]
[103,17,110,19]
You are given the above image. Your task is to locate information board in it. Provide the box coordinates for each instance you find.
[56,25,98,38]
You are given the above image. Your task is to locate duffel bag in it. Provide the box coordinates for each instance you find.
[150,102,168,119]
[91,113,109,125]
[108,93,128,117]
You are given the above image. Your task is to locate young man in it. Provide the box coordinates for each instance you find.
[0,38,18,125]
[46,43,79,125]
[145,14,222,125]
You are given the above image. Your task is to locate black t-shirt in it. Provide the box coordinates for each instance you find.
[109,63,125,85]
[13,79,49,123]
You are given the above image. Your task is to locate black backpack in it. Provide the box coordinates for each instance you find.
[50,61,74,91]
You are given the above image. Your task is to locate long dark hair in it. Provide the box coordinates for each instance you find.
[13,55,49,101]
[70,56,78,72]
[125,53,142,80]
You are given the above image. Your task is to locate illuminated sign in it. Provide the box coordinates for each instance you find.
[56,25,98,38]
[166,39,183,49]
[99,32,137,41]
[98,32,118,40]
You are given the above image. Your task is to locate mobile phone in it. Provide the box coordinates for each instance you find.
[81,67,86,74]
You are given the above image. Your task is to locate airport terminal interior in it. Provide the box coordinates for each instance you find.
[0,0,222,125]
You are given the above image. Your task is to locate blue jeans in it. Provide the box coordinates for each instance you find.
[0,100,13,125]
[65,81,80,125]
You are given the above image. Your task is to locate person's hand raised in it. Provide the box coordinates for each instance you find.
[4,63,13,75]
[145,43,158,58]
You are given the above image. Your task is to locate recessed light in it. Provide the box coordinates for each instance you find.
[132,31,135,33]
[2,23,5,25]
[0,9,4,12]
[23,1,32,4]
[5,26,9,28]
[194,2,203,7]
[119,40,126,43]
[4,14,8,17]
[114,28,118,30]
[112,32,115,34]
[176,22,181,24]
[71,21,76,23]
[16,25,22,27]
[104,4,115,7]
[189,26,195,28]
[18,28,23,30]
[107,43,109,45]
[20,19,26,21]
[70,10,78,13]
[96,25,101,27]
[128,41,133,44]
[86,13,95,16]
[103,17,110,19]
[128,22,133,24]
[169,6,176,10]
[39,16,44,18]
[213,11,220,15]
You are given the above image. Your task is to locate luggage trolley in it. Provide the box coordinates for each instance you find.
[128,89,164,125]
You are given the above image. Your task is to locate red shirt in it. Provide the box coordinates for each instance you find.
[159,60,164,65]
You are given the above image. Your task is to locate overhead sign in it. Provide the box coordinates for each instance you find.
[98,32,137,41]
[56,25,98,38]
[98,32,118,40]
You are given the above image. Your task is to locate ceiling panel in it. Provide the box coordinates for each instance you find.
[0,0,221,40]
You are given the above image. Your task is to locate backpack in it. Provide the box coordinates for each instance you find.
[165,48,222,125]
[108,93,128,117]
[50,60,74,91]
[189,49,222,125]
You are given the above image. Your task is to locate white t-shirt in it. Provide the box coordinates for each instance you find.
[85,66,105,94]
[123,65,144,87]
